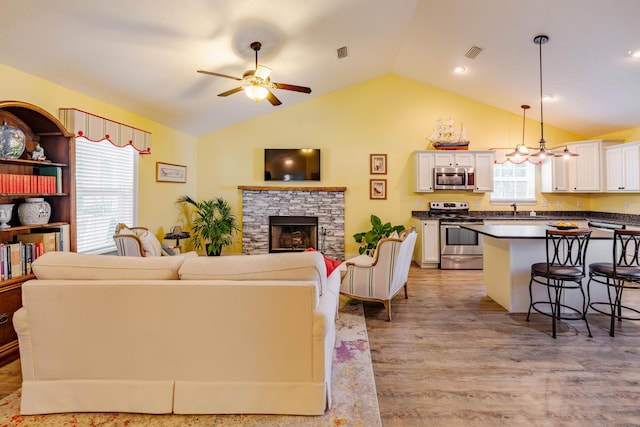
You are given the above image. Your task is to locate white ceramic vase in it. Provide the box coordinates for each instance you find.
[0,203,14,228]
[18,198,51,225]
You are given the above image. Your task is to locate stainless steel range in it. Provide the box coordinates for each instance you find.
[429,201,484,270]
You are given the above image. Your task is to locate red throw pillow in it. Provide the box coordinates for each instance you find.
[304,248,342,277]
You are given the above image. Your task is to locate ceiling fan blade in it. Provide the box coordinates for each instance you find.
[273,82,312,94]
[266,90,282,106]
[197,70,242,81]
[218,87,244,97]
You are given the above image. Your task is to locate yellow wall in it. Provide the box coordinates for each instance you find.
[0,64,198,241]
[197,74,586,257]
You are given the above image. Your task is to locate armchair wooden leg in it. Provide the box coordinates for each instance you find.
[384,301,391,321]
[403,283,408,299]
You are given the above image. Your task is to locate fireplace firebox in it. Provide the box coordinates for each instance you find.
[269,216,318,253]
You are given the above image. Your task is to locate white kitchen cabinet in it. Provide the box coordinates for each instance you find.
[473,151,495,192]
[412,218,440,268]
[434,151,474,167]
[541,139,620,193]
[414,151,435,192]
[606,141,640,192]
[540,155,571,192]
[415,150,496,192]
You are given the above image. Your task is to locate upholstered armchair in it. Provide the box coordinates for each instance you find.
[340,227,417,320]
[113,223,167,257]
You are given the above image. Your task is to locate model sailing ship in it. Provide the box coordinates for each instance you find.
[428,118,470,150]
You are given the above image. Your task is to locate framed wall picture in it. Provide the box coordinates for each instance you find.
[156,162,187,183]
[370,153,387,175]
[370,179,387,200]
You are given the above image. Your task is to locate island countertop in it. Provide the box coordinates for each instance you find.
[461,224,617,240]
[465,223,617,312]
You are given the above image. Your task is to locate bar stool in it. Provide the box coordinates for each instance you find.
[527,229,592,338]
[588,229,640,337]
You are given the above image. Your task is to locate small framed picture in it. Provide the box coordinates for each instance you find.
[370,154,387,175]
[156,162,187,183]
[370,179,387,200]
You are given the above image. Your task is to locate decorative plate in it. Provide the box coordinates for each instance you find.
[0,121,26,159]
[547,222,578,230]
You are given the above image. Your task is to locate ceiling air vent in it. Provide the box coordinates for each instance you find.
[337,46,349,59]
[465,46,483,59]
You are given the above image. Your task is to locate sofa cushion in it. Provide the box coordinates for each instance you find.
[304,248,342,277]
[179,252,327,296]
[32,252,185,280]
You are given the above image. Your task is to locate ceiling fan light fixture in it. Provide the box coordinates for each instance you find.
[244,84,268,101]
[254,65,272,80]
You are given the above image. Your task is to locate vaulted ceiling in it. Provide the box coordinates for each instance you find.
[2,0,639,137]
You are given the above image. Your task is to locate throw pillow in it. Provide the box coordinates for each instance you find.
[304,248,341,277]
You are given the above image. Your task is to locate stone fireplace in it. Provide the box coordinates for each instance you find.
[239,186,345,260]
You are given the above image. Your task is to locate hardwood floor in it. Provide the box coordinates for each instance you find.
[2,265,640,426]
[365,266,640,426]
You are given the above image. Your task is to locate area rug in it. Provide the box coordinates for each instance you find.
[0,296,380,427]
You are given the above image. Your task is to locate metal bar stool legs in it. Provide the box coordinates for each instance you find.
[588,229,640,337]
[527,229,592,338]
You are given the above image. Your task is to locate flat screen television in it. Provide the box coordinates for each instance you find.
[264,148,321,181]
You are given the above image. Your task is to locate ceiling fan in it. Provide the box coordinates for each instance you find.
[197,41,312,106]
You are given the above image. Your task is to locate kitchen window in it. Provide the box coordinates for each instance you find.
[491,155,536,203]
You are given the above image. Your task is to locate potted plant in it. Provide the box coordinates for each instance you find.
[177,195,239,256]
[353,214,405,256]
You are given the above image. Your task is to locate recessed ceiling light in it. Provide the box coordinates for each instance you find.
[628,49,640,58]
[454,66,466,74]
[542,94,555,102]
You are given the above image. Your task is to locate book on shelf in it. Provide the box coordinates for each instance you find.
[38,224,70,252]
[38,166,62,193]
[0,241,44,281]
[17,232,58,253]
[8,242,22,279]
[0,173,57,194]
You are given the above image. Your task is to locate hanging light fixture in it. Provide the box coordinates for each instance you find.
[527,34,578,160]
[506,104,532,158]
[529,35,555,159]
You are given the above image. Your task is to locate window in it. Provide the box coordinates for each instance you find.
[491,149,536,203]
[75,137,138,254]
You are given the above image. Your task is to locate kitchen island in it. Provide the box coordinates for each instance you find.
[461,224,616,313]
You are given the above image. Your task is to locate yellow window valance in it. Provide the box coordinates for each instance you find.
[59,108,151,154]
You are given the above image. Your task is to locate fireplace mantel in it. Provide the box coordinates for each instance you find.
[238,185,346,192]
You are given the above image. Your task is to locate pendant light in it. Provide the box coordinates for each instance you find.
[528,34,578,159]
[529,35,555,159]
[506,104,531,158]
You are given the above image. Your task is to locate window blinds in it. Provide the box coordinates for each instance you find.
[75,137,137,254]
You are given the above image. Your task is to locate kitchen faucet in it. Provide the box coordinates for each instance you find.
[510,202,517,217]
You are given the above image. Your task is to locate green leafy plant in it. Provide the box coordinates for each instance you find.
[177,196,239,256]
[353,215,406,256]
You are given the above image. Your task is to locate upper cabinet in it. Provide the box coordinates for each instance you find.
[434,152,474,167]
[414,151,435,192]
[606,141,640,192]
[473,151,495,192]
[414,150,495,193]
[541,139,620,193]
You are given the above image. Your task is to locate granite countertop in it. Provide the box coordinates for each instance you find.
[411,210,640,227]
[460,223,617,240]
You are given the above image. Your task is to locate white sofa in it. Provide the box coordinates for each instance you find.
[13,250,340,416]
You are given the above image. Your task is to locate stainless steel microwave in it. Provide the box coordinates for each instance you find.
[433,167,475,190]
